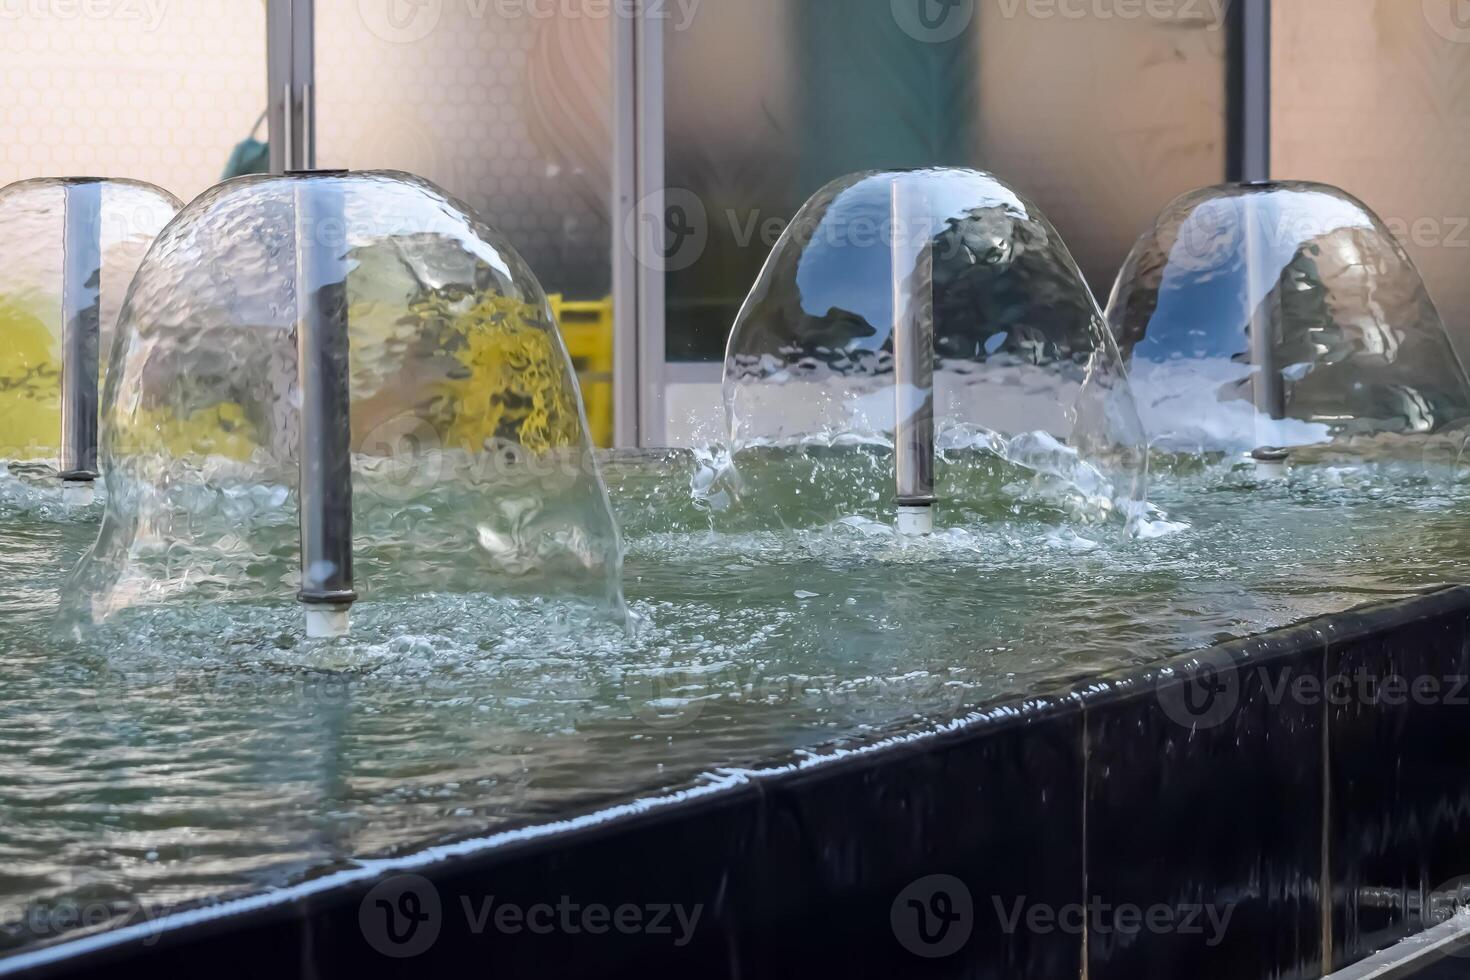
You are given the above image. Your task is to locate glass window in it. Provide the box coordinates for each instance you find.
[663,0,1230,363]
[315,0,616,442]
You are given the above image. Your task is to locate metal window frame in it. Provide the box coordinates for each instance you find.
[612,8,667,447]
[266,0,314,174]
[266,2,1266,448]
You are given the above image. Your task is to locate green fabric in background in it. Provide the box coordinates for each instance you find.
[794,0,978,191]
[222,137,270,180]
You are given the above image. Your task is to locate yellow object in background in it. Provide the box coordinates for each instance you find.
[432,292,584,454]
[549,294,614,447]
[1,290,618,464]
[0,294,61,459]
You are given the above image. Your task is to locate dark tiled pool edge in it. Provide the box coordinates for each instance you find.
[7,585,1470,979]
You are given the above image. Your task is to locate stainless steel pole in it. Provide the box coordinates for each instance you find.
[1239,0,1271,184]
[294,173,355,637]
[60,178,103,504]
[891,177,936,534]
[1243,190,1288,476]
[267,0,314,174]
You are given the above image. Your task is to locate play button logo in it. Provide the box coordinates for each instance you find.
[359,0,442,44]
[1424,0,1470,42]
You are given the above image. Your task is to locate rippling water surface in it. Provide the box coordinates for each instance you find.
[1,451,1467,953]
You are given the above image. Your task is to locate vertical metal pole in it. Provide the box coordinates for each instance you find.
[1229,0,1271,183]
[891,178,935,535]
[60,178,102,502]
[1244,196,1283,421]
[634,6,666,447]
[1243,189,1288,475]
[611,12,640,447]
[267,0,315,174]
[294,175,355,637]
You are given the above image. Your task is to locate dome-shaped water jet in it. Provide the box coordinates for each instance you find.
[723,167,1148,534]
[0,177,181,504]
[66,170,623,638]
[1106,180,1470,475]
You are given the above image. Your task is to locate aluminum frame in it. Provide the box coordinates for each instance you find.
[267,0,315,174]
[612,7,667,447]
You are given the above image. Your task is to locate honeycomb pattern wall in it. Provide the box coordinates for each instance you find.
[0,1,265,203]
[316,0,614,299]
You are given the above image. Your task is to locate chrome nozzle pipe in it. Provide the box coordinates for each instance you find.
[60,179,102,484]
[1243,192,1285,422]
[294,174,355,632]
[891,179,936,526]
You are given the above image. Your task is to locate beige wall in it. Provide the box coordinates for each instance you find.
[0,1,613,298]
[1274,0,1470,356]
[976,0,1229,296]
[0,1,265,204]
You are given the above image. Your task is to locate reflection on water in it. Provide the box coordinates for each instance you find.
[2,450,1468,952]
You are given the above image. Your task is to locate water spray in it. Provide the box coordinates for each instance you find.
[293,171,356,638]
[59,179,102,507]
[891,178,936,535]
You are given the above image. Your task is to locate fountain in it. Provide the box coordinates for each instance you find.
[9,173,1470,980]
[1106,180,1470,474]
[63,170,623,637]
[0,177,181,505]
[722,168,1149,535]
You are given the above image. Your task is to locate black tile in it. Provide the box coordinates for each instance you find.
[1085,636,1326,980]
[1328,591,1470,970]
[733,706,1086,979]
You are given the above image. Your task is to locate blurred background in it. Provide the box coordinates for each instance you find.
[2,0,1466,446]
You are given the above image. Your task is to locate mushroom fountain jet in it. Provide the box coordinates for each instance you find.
[1106,181,1470,474]
[66,170,624,638]
[723,168,1147,534]
[0,177,181,504]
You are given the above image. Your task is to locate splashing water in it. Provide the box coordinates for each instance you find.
[1,450,1468,953]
